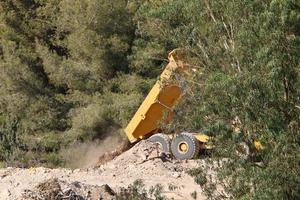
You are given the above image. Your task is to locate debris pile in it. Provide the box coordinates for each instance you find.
[97,139,133,166]
[0,140,213,200]
[21,179,116,200]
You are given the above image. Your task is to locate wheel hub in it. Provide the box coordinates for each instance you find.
[178,142,188,153]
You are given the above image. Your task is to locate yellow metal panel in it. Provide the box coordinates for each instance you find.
[194,134,210,143]
[124,53,183,143]
[124,84,182,142]
[254,139,264,150]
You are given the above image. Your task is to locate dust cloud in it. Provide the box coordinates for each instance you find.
[61,135,123,168]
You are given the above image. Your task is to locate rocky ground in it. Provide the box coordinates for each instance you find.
[0,141,221,200]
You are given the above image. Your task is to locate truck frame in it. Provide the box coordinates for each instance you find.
[124,50,210,159]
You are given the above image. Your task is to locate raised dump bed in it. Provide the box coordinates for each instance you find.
[124,51,185,143]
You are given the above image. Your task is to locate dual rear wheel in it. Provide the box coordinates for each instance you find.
[148,133,200,160]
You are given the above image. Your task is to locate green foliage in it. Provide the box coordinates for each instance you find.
[190,191,197,200]
[0,118,19,161]
[187,168,207,186]
[42,152,63,167]
[117,179,149,200]
[132,0,300,199]
[116,179,167,200]
[0,0,299,199]
[0,0,147,166]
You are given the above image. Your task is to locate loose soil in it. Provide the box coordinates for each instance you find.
[0,140,220,200]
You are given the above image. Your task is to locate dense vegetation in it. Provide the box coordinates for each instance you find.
[0,0,299,199]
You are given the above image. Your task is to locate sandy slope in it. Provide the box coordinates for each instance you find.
[0,141,209,200]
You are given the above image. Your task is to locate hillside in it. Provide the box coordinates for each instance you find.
[0,0,299,199]
[0,141,224,200]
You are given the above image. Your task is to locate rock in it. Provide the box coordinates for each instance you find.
[171,172,181,178]
[1,189,11,197]
[108,164,116,170]
[73,169,81,173]
[99,184,116,200]
[35,178,62,199]
[140,152,147,161]
[22,179,94,200]
[70,181,82,188]
[6,167,14,171]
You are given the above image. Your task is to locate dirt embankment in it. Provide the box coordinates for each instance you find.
[0,140,222,200]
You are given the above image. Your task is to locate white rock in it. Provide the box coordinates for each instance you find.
[73,169,81,173]
[171,172,181,178]
[1,189,11,196]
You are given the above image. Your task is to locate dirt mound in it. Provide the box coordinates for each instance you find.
[21,178,116,200]
[96,139,133,166]
[23,178,62,199]
[0,140,219,200]
[95,137,172,167]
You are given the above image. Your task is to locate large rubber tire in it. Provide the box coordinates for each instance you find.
[148,133,171,153]
[171,132,200,160]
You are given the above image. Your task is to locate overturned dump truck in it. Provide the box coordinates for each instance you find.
[124,50,210,160]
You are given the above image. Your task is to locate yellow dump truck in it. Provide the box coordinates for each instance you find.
[124,50,210,159]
